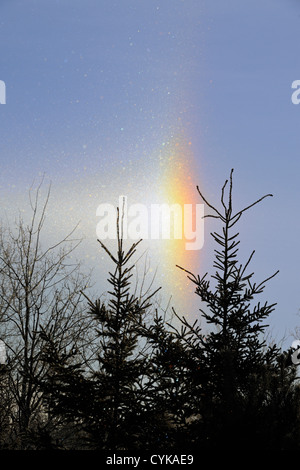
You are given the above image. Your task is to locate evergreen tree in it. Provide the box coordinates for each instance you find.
[141,169,300,450]
[39,206,161,450]
[173,169,300,449]
[135,308,205,451]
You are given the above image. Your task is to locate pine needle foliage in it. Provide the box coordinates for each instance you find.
[83,206,161,450]
[171,169,300,449]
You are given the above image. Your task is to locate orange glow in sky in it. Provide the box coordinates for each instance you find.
[156,134,203,317]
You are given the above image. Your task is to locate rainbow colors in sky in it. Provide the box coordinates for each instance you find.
[154,133,203,317]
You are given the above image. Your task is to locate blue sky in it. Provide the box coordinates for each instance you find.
[0,0,299,345]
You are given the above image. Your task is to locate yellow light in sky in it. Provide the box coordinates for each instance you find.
[156,134,202,317]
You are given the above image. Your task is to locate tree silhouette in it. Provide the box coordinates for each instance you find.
[0,181,91,449]
[171,169,300,449]
[39,205,161,450]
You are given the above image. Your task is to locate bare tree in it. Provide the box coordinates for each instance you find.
[0,181,92,449]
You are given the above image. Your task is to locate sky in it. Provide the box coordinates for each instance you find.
[0,0,300,346]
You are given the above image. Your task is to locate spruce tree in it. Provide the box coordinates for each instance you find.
[85,207,161,450]
[140,169,300,450]
[173,169,300,449]
[39,206,161,450]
